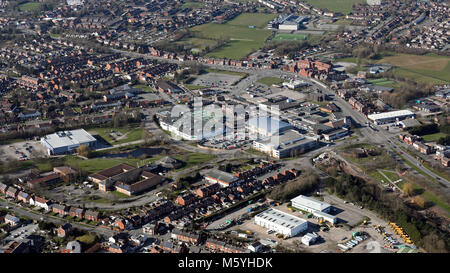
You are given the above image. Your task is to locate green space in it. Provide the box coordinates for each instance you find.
[227,13,278,29]
[184,84,207,90]
[190,13,275,59]
[175,37,220,53]
[132,84,155,92]
[18,2,43,12]
[421,132,448,142]
[367,78,397,87]
[271,33,308,42]
[64,156,161,174]
[301,0,366,14]
[204,68,248,77]
[89,126,143,145]
[257,77,283,86]
[181,1,206,9]
[174,152,216,171]
[75,233,97,245]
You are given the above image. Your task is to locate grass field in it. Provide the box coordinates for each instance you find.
[184,84,207,90]
[257,77,283,86]
[132,84,155,92]
[89,126,143,145]
[181,1,205,9]
[271,33,308,41]
[64,156,159,173]
[190,13,275,59]
[173,152,216,171]
[377,53,450,84]
[301,0,365,14]
[421,132,448,142]
[18,2,42,12]
[175,37,219,53]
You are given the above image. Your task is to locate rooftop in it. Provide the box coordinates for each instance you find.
[291,195,331,211]
[256,208,307,229]
[368,110,415,121]
[41,129,96,150]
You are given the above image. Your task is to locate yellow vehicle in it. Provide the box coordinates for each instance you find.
[245,230,253,235]
[276,233,283,238]
[283,235,288,240]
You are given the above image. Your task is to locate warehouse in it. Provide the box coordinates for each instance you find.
[291,195,332,213]
[41,129,97,155]
[254,208,308,237]
[367,110,415,125]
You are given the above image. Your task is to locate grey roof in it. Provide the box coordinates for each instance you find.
[41,129,96,150]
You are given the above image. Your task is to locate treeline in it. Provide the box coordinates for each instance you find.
[262,41,310,58]
[324,172,449,253]
[408,124,450,144]
[380,80,433,108]
[268,170,319,202]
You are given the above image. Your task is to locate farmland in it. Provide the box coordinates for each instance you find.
[189,13,276,59]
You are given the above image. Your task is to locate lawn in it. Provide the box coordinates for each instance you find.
[271,33,308,41]
[301,0,366,14]
[89,126,143,145]
[421,132,447,142]
[132,84,155,92]
[184,84,207,90]
[181,1,205,9]
[257,77,283,86]
[175,37,220,53]
[190,13,275,59]
[64,156,160,174]
[227,13,277,29]
[377,53,450,84]
[18,2,42,12]
[174,152,216,171]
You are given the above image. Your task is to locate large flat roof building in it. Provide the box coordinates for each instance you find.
[254,208,308,237]
[41,129,96,155]
[368,110,415,125]
[291,195,331,213]
[253,129,318,158]
[247,116,293,137]
[204,169,239,187]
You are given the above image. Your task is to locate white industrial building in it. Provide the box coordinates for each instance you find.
[291,195,337,224]
[252,129,318,159]
[41,129,97,155]
[368,110,415,125]
[254,208,308,237]
[301,232,319,246]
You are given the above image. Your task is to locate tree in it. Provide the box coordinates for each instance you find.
[413,196,426,209]
[402,182,415,197]
[76,144,91,158]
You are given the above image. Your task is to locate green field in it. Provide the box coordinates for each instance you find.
[89,126,143,145]
[301,0,366,14]
[421,132,448,142]
[227,13,277,29]
[189,13,275,59]
[64,156,160,174]
[271,33,308,41]
[174,152,216,171]
[18,2,42,12]
[132,84,155,92]
[181,1,205,9]
[257,77,283,86]
[184,84,207,90]
[175,37,220,53]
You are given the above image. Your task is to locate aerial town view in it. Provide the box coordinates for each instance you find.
[0,0,448,263]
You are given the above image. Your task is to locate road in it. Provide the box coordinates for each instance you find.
[0,198,116,238]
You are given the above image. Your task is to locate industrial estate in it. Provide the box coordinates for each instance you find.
[0,0,448,256]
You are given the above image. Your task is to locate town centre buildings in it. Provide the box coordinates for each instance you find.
[254,208,308,237]
[368,110,415,125]
[40,129,97,155]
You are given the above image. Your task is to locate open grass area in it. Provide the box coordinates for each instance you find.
[257,77,283,86]
[64,156,160,174]
[377,53,450,84]
[175,37,220,53]
[18,2,42,12]
[181,1,205,9]
[227,13,278,29]
[421,132,448,142]
[132,84,155,92]
[174,152,216,171]
[301,0,365,14]
[271,33,308,41]
[190,13,275,59]
[89,126,143,145]
[184,84,207,90]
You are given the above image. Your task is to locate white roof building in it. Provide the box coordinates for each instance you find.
[254,208,308,237]
[291,195,332,213]
[41,129,97,155]
[368,110,415,125]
